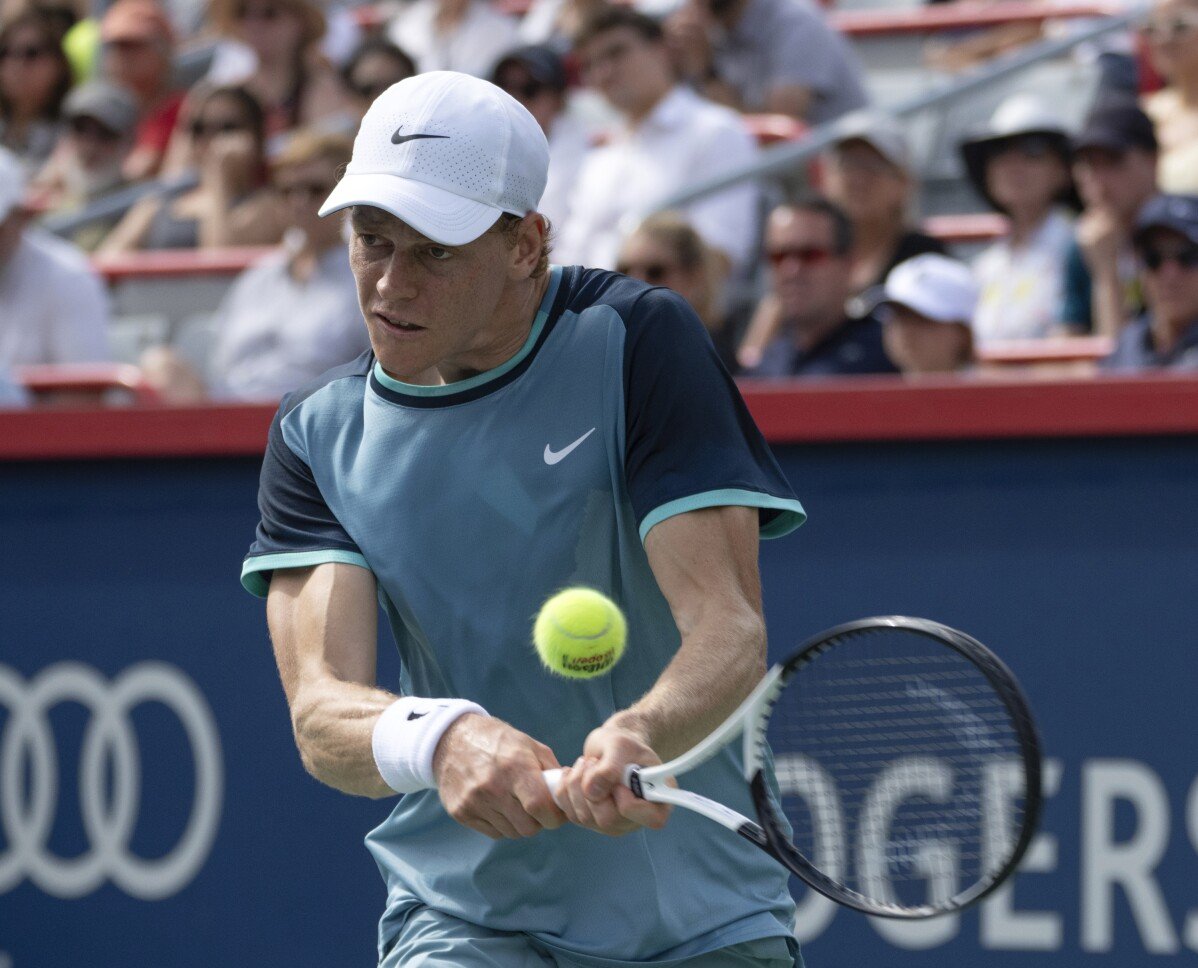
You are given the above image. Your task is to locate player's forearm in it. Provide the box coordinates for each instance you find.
[610,600,766,762]
[290,679,399,798]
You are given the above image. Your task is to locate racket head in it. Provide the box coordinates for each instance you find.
[748,616,1042,919]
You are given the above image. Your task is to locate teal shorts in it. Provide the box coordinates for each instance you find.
[379,905,803,968]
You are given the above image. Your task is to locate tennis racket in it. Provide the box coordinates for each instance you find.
[543,615,1042,919]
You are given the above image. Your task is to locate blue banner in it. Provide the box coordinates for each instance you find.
[2,436,1196,965]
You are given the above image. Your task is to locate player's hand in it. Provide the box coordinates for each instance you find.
[433,714,568,840]
[556,720,672,836]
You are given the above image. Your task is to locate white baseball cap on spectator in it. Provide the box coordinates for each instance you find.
[830,109,911,172]
[877,254,979,324]
[0,147,26,221]
[318,70,549,246]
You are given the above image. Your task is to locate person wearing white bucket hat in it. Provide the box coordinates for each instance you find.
[960,93,1079,346]
[245,70,807,968]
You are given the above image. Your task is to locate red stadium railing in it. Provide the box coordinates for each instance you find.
[976,336,1113,366]
[15,363,162,405]
[2,374,1196,460]
[93,247,275,282]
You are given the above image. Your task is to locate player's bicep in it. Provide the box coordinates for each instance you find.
[644,506,765,652]
[266,562,379,708]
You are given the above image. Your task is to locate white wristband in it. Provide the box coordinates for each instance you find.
[371,696,487,794]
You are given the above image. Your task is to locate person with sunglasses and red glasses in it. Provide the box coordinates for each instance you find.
[1104,193,1198,370]
[741,196,898,378]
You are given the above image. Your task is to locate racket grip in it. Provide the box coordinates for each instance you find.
[542,768,564,806]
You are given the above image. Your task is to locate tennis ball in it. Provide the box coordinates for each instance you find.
[534,587,627,679]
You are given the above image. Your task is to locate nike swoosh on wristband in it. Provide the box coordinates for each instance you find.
[391,127,450,145]
[544,428,596,465]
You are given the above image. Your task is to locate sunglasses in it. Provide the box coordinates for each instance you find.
[766,246,836,269]
[69,116,122,142]
[1140,245,1198,272]
[0,43,54,62]
[991,136,1057,161]
[276,181,335,202]
[190,119,248,139]
[235,3,285,21]
[1141,14,1198,41]
[501,80,547,102]
[616,261,676,285]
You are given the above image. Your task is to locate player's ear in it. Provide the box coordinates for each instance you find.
[508,213,547,280]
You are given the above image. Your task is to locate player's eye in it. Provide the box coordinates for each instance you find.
[356,232,383,248]
[426,246,452,261]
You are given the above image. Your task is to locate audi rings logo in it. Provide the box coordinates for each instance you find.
[0,662,223,900]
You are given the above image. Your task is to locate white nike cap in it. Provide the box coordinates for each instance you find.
[319,71,549,245]
[878,254,979,324]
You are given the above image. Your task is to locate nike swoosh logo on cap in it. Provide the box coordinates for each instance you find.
[544,428,596,465]
[391,126,450,145]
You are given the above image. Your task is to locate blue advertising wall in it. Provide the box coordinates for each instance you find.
[2,434,1197,966]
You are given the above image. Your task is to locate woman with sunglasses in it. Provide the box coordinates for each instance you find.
[617,213,740,372]
[959,94,1080,346]
[99,85,282,252]
[341,38,416,119]
[0,9,72,168]
[206,0,355,139]
[139,130,369,402]
[1142,0,1198,193]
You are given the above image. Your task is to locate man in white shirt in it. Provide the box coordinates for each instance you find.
[389,0,519,78]
[0,148,112,368]
[555,6,759,272]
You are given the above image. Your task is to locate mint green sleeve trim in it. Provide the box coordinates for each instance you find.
[240,550,372,597]
[638,489,807,544]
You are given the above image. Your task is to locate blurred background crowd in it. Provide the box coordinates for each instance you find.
[1,0,1197,407]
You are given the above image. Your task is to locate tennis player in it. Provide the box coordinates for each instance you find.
[241,71,808,967]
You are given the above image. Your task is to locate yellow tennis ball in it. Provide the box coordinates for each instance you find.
[534,587,627,679]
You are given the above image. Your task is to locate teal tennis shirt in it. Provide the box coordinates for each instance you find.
[242,265,807,962]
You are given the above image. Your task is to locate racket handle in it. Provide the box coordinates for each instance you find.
[540,765,647,804]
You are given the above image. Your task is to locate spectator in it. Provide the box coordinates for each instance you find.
[0,147,111,367]
[387,0,518,78]
[875,253,978,375]
[824,112,947,295]
[341,38,416,119]
[1141,0,1198,193]
[100,0,182,180]
[961,94,1078,345]
[31,80,138,250]
[518,0,605,52]
[140,130,368,401]
[616,211,740,372]
[555,6,759,272]
[743,197,898,378]
[1104,193,1198,370]
[0,8,72,168]
[99,85,282,251]
[665,0,868,123]
[491,44,590,230]
[207,0,355,139]
[1062,99,1159,336]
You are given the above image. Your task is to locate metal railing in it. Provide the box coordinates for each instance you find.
[647,6,1146,215]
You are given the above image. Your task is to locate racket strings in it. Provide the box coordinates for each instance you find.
[762,627,1030,912]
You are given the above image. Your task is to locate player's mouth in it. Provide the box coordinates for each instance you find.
[375,312,426,337]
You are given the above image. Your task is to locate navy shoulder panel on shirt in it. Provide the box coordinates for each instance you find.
[278,348,374,419]
[568,268,804,540]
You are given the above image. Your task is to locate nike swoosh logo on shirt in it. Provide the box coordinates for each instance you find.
[391,127,450,145]
[544,428,596,466]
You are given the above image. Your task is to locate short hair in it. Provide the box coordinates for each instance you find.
[627,211,707,270]
[342,38,416,89]
[773,195,854,255]
[573,5,665,49]
[272,129,354,175]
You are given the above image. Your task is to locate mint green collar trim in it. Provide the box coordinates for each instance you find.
[372,264,563,398]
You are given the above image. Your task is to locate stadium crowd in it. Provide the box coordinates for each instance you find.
[2,0,1198,405]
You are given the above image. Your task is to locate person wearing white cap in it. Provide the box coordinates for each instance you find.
[875,253,979,375]
[959,94,1079,347]
[0,146,112,370]
[243,71,807,968]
